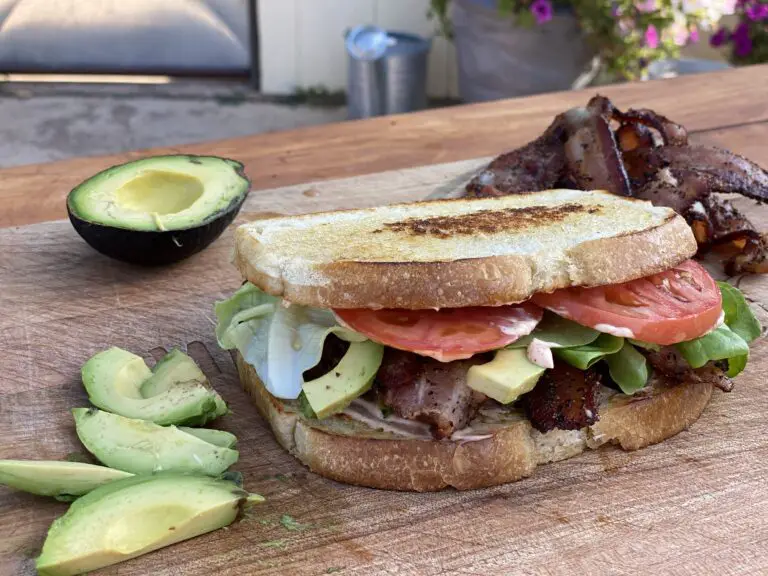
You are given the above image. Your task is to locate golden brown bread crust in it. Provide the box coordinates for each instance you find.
[235,352,714,492]
[232,191,697,309]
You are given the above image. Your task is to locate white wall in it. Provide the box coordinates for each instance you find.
[258,0,459,97]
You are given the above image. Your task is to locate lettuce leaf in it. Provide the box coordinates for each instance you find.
[554,333,624,370]
[628,338,660,352]
[718,281,761,343]
[507,311,600,349]
[675,324,750,376]
[214,283,367,399]
[605,341,649,395]
[672,284,760,378]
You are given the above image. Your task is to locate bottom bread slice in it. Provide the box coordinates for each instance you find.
[235,352,713,492]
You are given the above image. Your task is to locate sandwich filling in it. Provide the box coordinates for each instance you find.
[215,260,760,440]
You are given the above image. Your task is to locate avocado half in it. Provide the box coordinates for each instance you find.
[67,155,250,265]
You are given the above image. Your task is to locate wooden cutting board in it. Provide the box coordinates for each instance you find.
[1,158,767,576]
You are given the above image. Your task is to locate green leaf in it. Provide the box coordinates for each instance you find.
[507,312,600,350]
[554,334,624,370]
[515,10,536,27]
[298,392,318,419]
[605,342,650,395]
[214,282,277,350]
[718,282,761,343]
[675,325,750,371]
[628,338,660,352]
[214,282,367,400]
[726,354,748,378]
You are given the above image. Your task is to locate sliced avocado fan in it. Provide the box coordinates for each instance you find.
[36,472,264,576]
[73,408,239,476]
[81,347,227,426]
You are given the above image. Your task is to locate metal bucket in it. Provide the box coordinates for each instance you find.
[346,26,431,120]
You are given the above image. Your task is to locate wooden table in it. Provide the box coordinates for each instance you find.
[1,65,767,575]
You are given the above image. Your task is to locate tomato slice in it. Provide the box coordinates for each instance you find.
[333,303,543,362]
[532,260,722,345]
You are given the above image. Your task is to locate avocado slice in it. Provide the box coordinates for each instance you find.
[467,348,546,404]
[302,340,384,419]
[0,460,132,498]
[82,347,227,426]
[36,472,264,576]
[73,408,239,476]
[178,427,238,449]
[67,155,249,265]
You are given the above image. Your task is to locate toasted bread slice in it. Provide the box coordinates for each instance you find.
[233,190,696,309]
[235,352,713,492]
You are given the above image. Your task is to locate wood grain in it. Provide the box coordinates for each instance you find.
[1,64,767,228]
[1,154,768,576]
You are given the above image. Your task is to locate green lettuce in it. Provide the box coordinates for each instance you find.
[674,283,761,378]
[676,325,750,376]
[605,341,650,395]
[214,282,366,399]
[718,282,761,343]
[554,333,623,370]
[555,334,649,395]
[507,312,600,349]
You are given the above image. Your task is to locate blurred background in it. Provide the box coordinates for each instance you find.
[0,0,762,168]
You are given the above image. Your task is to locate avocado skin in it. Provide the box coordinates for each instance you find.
[67,154,250,266]
[68,193,245,266]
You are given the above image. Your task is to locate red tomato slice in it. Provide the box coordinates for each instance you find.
[333,303,543,362]
[532,260,722,345]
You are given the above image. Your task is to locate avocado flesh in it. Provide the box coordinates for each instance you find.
[35,473,264,576]
[73,408,239,476]
[67,155,249,233]
[302,340,384,419]
[0,460,132,498]
[82,347,227,426]
[467,348,546,404]
[141,348,228,421]
[178,427,238,449]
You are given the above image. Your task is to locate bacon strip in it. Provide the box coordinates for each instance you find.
[520,362,601,433]
[645,347,734,392]
[376,349,486,439]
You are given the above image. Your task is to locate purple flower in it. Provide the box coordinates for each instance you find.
[530,0,553,24]
[644,24,659,49]
[746,3,768,20]
[732,22,753,56]
[689,26,699,43]
[735,35,753,56]
[709,26,729,46]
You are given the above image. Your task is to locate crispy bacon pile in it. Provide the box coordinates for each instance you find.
[466,95,768,275]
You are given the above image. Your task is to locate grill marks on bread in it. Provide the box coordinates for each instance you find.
[378,203,600,239]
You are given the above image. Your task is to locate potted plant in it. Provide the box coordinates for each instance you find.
[710,0,768,63]
[429,0,734,102]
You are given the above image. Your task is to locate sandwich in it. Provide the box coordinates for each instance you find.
[214,189,761,491]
